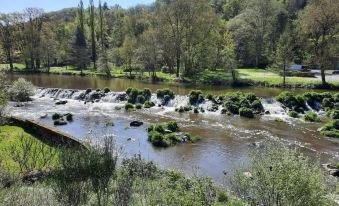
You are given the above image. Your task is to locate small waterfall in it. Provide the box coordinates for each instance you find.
[261,98,286,116]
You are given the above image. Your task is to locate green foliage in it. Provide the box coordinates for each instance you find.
[135,103,143,109]
[304,111,321,122]
[276,92,305,112]
[189,90,204,105]
[144,100,155,108]
[230,142,331,206]
[125,103,134,111]
[8,78,34,102]
[156,88,175,99]
[166,121,179,132]
[321,120,339,138]
[330,110,339,120]
[125,87,151,104]
[288,111,299,118]
[223,92,263,116]
[239,107,254,118]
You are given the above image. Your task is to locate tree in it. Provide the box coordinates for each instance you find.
[298,0,339,85]
[120,35,137,77]
[89,0,97,70]
[70,0,90,75]
[275,22,295,86]
[221,31,238,82]
[8,78,35,102]
[24,8,44,70]
[0,13,15,71]
[41,23,57,72]
[137,29,163,79]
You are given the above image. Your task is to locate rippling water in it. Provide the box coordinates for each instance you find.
[8,87,339,184]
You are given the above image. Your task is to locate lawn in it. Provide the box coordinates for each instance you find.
[237,68,339,87]
[0,63,26,71]
[0,126,60,173]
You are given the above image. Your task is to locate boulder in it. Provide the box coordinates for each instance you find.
[40,114,48,119]
[55,100,68,105]
[130,121,143,127]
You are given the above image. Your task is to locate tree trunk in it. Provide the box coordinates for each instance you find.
[320,66,326,85]
[176,49,180,78]
[283,61,286,87]
[7,50,14,72]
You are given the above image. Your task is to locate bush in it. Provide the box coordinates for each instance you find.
[144,101,155,108]
[322,98,334,109]
[163,95,171,104]
[276,91,305,112]
[251,100,264,113]
[137,95,146,104]
[85,88,92,94]
[156,88,174,99]
[239,107,254,118]
[230,141,331,206]
[166,121,179,132]
[224,102,239,114]
[330,110,339,119]
[304,111,320,122]
[135,104,143,109]
[148,131,170,147]
[103,87,110,93]
[288,111,299,118]
[125,103,134,111]
[8,78,34,102]
[321,120,339,138]
[189,90,204,105]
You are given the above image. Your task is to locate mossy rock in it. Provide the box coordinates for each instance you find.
[239,107,254,118]
[304,111,320,122]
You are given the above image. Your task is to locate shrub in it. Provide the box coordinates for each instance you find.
[304,111,320,122]
[154,124,165,133]
[125,103,134,111]
[239,107,254,118]
[320,120,339,138]
[206,94,214,101]
[137,95,146,104]
[163,95,171,104]
[288,111,299,118]
[144,101,155,108]
[224,102,239,114]
[103,87,110,93]
[189,90,204,105]
[330,110,339,119]
[251,100,264,113]
[166,121,179,132]
[156,88,174,99]
[276,91,305,112]
[230,141,331,206]
[8,78,34,102]
[148,131,170,147]
[135,104,143,109]
[322,98,334,109]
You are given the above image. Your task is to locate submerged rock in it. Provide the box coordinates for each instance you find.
[130,121,143,127]
[55,100,68,105]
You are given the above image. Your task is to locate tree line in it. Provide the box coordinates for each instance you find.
[0,0,338,84]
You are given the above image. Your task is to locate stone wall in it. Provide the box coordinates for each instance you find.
[8,116,85,149]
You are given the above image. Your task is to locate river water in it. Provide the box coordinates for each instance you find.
[7,74,339,184]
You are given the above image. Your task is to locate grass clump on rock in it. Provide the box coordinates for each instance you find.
[147,121,200,147]
[189,90,204,105]
[126,87,152,104]
[320,120,339,138]
[304,111,321,122]
[223,92,263,116]
[288,111,299,118]
[276,91,305,113]
[125,103,135,111]
[156,88,175,105]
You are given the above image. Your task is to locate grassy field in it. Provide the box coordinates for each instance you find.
[2,63,338,87]
[0,126,60,173]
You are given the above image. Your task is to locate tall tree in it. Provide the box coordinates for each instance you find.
[0,13,15,71]
[70,0,90,75]
[98,0,111,77]
[120,35,137,77]
[89,0,97,70]
[275,22,295,86]
[299,0,339,85]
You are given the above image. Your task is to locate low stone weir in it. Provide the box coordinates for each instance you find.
[8,116,86,149]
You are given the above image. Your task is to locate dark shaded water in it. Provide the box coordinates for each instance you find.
[7,74,339,184]
[8,73,305,96]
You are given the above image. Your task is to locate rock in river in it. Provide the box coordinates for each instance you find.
[130,121,143,127]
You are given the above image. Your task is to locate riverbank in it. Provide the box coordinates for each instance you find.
[2,64,339,90]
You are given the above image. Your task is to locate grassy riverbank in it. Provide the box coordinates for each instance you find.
[1,63,339,89]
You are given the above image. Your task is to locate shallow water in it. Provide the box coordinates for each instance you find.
[8,86,339,184]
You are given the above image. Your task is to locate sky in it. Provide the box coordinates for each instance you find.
[0,0,155,13]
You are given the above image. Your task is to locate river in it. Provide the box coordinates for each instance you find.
[7,74,339,184]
